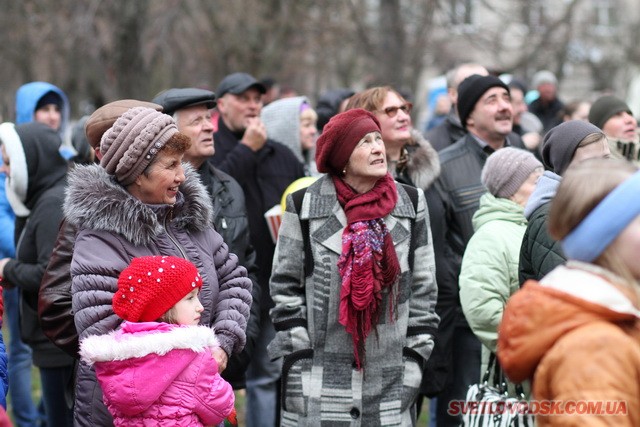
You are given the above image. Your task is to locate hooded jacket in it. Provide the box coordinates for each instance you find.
[15,82,69,130]
[15,81,74,160]
[518,171,565,285]
[64,163,252,426]
[262,96,317,175]
[0,122,73,368]
[460,193,526,353]
[499,262,640,426]
[80,322,234,427]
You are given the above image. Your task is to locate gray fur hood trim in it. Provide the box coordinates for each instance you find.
[63,163,212,246]
[406,129,441,190]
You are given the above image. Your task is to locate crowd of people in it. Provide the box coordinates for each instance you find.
[0,64,637,427]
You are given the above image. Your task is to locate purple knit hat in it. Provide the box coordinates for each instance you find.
[100,107,178,186]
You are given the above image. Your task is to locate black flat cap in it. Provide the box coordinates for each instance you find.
[216,72,266,98]
[151,88,216,116]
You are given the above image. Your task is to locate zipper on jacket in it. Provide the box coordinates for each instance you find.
[163,208,188,259]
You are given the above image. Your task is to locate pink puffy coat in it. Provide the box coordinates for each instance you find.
[80,321,234,426]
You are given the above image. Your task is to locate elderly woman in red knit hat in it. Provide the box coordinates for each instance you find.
[268,108,439,425]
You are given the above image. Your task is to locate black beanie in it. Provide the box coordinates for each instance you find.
[541,120,604,175]
[588,95,632,130]
[35,91,63,111]
[457,75,509,128]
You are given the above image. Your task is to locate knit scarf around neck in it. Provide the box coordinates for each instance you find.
[333,173,400,369]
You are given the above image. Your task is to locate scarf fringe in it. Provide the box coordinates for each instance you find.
[338,219,400,370]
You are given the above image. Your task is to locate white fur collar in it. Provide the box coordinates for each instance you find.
[541,262,640,318]
[80,324,219,365]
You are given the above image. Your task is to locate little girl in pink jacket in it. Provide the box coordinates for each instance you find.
[79,255,235,427]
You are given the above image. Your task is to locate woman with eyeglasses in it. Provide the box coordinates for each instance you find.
[345,87,441,186]
[346,87,454,414]
[268,108,438,425]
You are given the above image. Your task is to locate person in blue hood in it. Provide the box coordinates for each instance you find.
[1,81,70,427]
[16,81,74,160]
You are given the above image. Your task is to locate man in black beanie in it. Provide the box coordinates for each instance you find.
[428,74,525,426]
[425,62,488,151]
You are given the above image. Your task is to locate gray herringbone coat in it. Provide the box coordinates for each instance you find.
[268,175,439,426]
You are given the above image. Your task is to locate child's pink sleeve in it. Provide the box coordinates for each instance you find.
[193,351,235,426]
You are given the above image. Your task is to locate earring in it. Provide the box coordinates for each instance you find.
[342,168,346,175]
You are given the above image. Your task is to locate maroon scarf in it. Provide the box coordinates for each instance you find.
[333,173,400,369]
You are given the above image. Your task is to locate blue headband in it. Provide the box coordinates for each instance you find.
[562,170,640,262]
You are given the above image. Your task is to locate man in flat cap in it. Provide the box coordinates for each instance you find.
[152,87,262,392]
[212,72,304,427]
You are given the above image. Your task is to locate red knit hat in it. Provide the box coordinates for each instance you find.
[113,256,203,322]
[315,108,381,175]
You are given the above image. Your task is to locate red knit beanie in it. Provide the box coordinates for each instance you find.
[315,108,381,174]
[113,256,203,322]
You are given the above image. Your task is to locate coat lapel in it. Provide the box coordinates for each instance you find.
[305,176,415,255]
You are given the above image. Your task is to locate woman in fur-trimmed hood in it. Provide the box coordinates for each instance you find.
[65,107,252,427]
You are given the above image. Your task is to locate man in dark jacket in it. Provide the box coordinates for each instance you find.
[211,72,304,427]
[432,74,524,426]
[152,87,261,390]
[425,63,488,151]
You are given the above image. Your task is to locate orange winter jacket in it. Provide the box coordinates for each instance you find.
[498,262,640,426]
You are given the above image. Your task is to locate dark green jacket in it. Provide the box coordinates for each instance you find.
[518,202,566,285]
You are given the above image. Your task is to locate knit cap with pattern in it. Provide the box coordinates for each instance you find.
[482,147,542,198]
[113,256,202,322]
[99,107,178,186]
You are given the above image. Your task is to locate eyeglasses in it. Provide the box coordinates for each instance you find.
[380,102,412,118]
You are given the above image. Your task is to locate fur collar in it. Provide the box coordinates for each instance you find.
[64,163,212,246]
[80,324,219,365]
[404,129,441,190]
